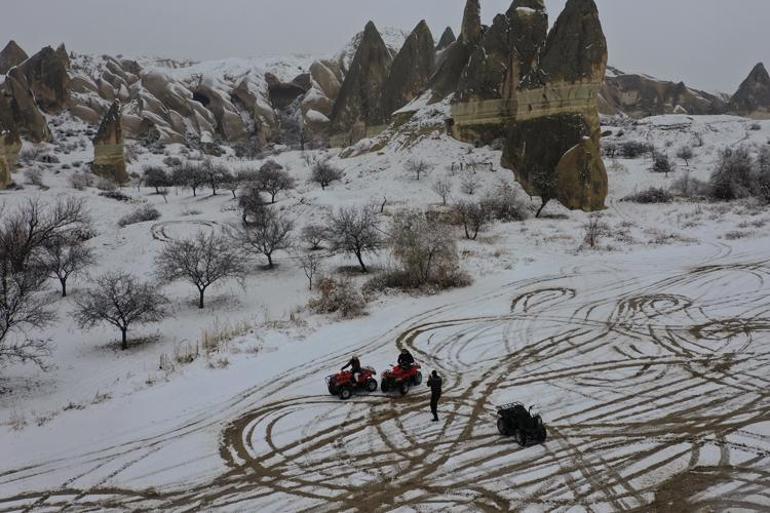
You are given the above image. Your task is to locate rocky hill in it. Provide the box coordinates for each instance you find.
[730,63,770,117]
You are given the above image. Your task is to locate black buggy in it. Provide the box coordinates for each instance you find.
[496,403,547,447]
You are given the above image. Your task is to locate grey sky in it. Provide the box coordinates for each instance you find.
[3,0,768,93]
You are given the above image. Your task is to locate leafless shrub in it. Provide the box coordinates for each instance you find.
[709,147,755,201]
[308,276,366,318]
[460,172,480,195]
[95,177,117,192]
[431,177,452,206]
[238,182,268,224]
[580,214,609,250]
[117,205,161,228]
[300,252,323,290]
[310,160,344,190]
[671,171,710,199]
[156,231,246,309]
[74,272,169,350]
[453,201,486,240]
[24,169,45,187]
[69,173,94,190]
[623,187,674,204]
[676,146,694,166]
[481,181,530,222]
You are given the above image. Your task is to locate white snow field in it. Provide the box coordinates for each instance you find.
[1,113,770,512]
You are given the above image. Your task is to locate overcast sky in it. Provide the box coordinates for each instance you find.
[3,0,768,93]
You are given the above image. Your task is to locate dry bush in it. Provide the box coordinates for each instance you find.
[623,187,674,204]
[308,276,366,319]
[118,205,161,227]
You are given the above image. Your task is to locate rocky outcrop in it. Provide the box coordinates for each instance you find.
[15,45,70,113]
[0,40,28,75]
[266,72,311,110]
[600,69,728,117]
[730,63,770,117]
[1,70,52,143]
[0,124,21,188]
[382,20,435,117]
[456,0,548,102]
[451,0,609,212]
[436,27,456,52]
[331,21,393,140]
[92,101,128,184]
[427,0,483,102]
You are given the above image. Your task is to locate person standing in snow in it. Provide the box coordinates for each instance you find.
[427,370,443,422]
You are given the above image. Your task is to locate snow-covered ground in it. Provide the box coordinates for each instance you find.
[2,114,770,512]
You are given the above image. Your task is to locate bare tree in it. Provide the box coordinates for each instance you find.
[74,272,169,350]
[405,159,434,181]
[39,236,96,297]
[326,206,382,273]
[651,154,675,176]
[676,146,694,167]
[311,160,344,190]
[222,172,243,200]
[300,252,322,290]
[156,231,246,309]
[235,208,294,268]
[256,161,296,203]
[454,201,486,241]
[431,177,453,206]
[203,161,229,196]
[0,198,90,272]
[238,182,267,225]
[460,172,480,196]
[143,166,170,194]
[581,214,607,250]
[389,210,458,287]
[172,162,207,197]
[301,224,327,251]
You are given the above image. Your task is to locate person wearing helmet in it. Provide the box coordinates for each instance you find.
[397,348,415,370]
[342,355,363,384]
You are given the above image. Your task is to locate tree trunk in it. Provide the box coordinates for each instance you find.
[536,199,549,218]
[60,277,67,297]
[266,253,274,268]
[271,193,277,204]
[121,328,128,351]
[199,288,205,309]
[355,251,368,273]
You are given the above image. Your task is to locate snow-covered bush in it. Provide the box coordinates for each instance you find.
[623,187,673,204]
[481,181,530,222]
[709,147,755,201]
[69,173,94,191]
[671,171,709,199]
[24,169,45,187]
[117,205,161,227]
[308,276,366,319]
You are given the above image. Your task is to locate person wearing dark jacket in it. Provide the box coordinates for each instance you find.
[397,349,415,370]
[427,371,443,421]
[342,356,362,384]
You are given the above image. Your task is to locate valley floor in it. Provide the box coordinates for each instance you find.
[1,115,770,512]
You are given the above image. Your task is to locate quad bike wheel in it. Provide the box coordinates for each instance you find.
[328,384,338,396]
[366,379,378,392]
[381,379,391,393]
[339,387,353,400]
[413,372,423,386]
[537,425,547,444]
[497,417,510,436]
[399,382,409,396]
[517,430,527,447]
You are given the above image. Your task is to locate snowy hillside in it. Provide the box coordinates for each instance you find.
[1,111,770,511]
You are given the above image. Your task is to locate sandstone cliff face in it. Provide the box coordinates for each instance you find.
[1,69,52,143]
[0,125,21,188]
[382,20,435,117]
[600,70,728,117]
[331,21,393,137]
[0,40,28,75]
[730,63,770,117]
[92,101,128,184]
[456,0,548,102]
[451,0,609,212]
[15,45,71,113]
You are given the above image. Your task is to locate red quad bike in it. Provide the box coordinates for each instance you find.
[380,364,422,396]
[326,367,378,400]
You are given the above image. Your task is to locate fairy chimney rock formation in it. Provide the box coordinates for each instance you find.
[15,45,71,113]
[330,21,393,143]
[92,101,128,184]
[451,0,609,212]
[436,27,457,52]
[0,40,28,75]
[382,20,435,117]
[730,63,770,116]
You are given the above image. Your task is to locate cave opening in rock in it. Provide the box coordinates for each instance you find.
[193,91,210,107]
